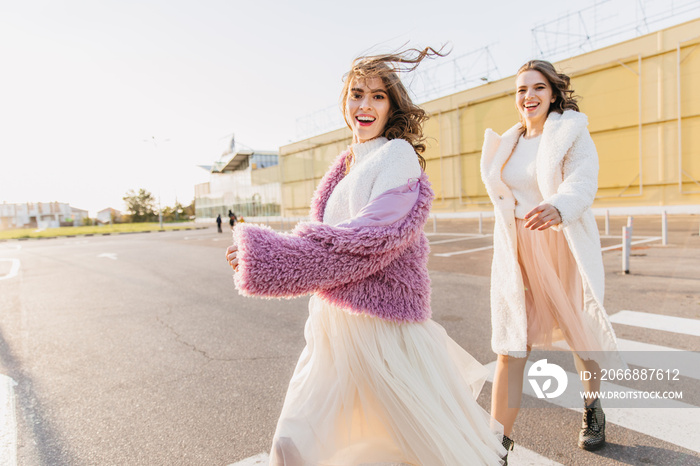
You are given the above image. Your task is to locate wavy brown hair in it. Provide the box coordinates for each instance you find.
[340,47,446,172]
[517,60,579,121]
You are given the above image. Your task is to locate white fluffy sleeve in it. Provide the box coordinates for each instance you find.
[369,139,422,201]
[545,129,599,228]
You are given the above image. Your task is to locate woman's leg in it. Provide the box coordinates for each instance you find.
[491,353,529,436]
[573,353,601,402]
[573,353,606,449]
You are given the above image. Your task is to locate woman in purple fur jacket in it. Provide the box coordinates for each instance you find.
[226,48,506,466]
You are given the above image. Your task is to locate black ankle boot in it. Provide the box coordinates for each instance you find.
[579,398,606,450]
[502,434,514,465]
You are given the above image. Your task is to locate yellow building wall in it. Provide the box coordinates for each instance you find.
[279,18,700,216]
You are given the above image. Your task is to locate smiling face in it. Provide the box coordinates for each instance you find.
[344,77,391,144]
[516,70,556,136]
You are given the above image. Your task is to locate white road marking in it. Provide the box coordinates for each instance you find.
[429,235,490,245]
[434,245,494,257]
[0,245,21,251]
[97,253,118,260]
[426,232,486,237]
[0,374,18,466]
[0,259,20,281]
[507,445,563,465]
[229,447,561,466]
[552,337,700,380]
[600,236,661,252]
[229,452,269,465]
[609,310,700,337]
[617,339,700,380]
[484,360,700,453]
[429,234,661,258]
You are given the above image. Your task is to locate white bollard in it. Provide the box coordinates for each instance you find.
[622,226,631,274]
[478,212,483,235]
[662,211,668,246]
[432,215,437,234]
[627,216,634,238]
[605,210,610,236]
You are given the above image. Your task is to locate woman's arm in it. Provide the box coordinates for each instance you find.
[229,174,430,299]
[229,224,402,299]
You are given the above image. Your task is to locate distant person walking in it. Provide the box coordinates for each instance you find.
[228,210,237,230]
[480,59,624,460]
[216,214,222,233]
[226,48,505,465]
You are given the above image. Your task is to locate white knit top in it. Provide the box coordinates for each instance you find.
[323,137,422,226]
[501,134,544,219]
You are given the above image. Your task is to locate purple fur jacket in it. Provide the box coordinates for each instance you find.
[232,149,434,323]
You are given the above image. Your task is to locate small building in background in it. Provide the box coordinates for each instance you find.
[195,138,281,221]
[97,207,123,224]
[70,207,89,226]
[0,202,88,229]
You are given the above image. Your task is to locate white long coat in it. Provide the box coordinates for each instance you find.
[480,110,622,366]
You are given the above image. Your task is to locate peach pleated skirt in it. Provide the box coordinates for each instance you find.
[269,295,506,466]
[515,219,603,354]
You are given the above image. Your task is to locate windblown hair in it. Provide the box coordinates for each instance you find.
[517,60,579,119]
[341,47,446,173]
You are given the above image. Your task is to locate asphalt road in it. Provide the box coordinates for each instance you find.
[0,216,698,465]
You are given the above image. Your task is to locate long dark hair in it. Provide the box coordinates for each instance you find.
[340,47,446,172]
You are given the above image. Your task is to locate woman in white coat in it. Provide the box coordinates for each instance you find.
[480,60,624,459]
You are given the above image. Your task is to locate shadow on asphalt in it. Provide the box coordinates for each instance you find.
[0,327,73,465]
[590,441,700,465]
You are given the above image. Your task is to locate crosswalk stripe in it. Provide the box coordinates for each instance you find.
[229,447,562,466]
[608,338,700,380]
[609,310,700,337]
[504,445,563,465]
[229,452,268,465]
[483,360,700,453]
[0,375,18,466]
[551,338,700,381]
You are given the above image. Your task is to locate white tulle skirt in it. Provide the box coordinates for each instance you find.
[269,295,505,466]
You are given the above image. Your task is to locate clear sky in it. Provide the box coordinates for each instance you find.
[1,0,697,216]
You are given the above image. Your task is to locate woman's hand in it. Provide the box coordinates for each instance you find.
[226,244,239,271]
[524,203,562,231]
